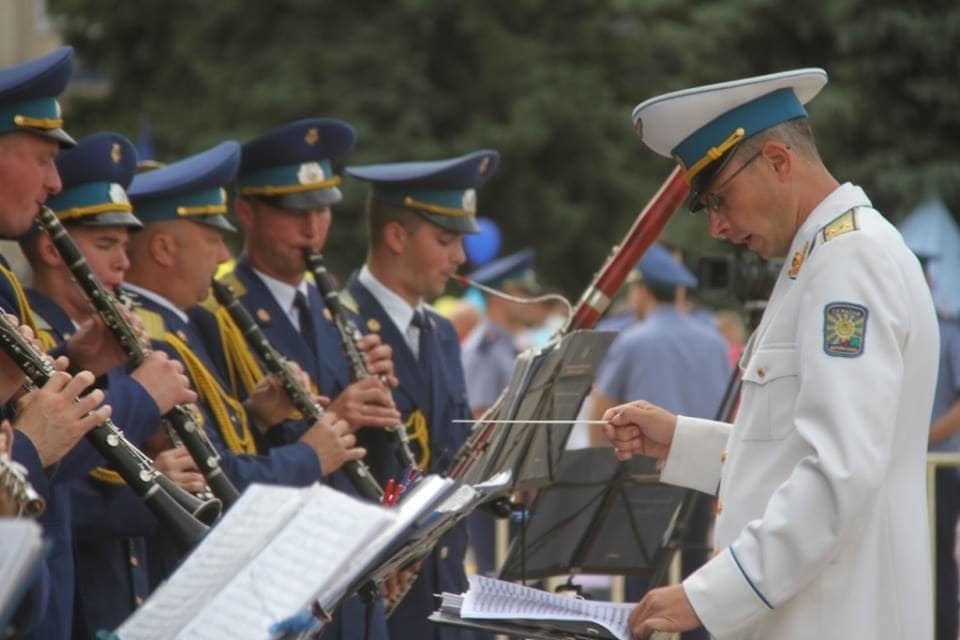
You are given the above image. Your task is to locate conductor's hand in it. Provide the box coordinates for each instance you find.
[357,333,399,388]
[602,400,676,462]
[629,584,701,639]
[298,411,366,476]
[327,377,401,432]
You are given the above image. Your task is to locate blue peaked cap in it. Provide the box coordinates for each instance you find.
[629,242,697,288]
[45,132,141,228]
[468,247,541,293]
[128,141,240,232]
[0,46,75,147]
[239,118,356,210]
[347,149,500,234]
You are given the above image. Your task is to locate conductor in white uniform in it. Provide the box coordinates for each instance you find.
[606,69,939,639]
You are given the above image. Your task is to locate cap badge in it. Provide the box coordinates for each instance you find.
[304,127,320,146]
[109,183,130,205]
[111,142,123,164]
[462,189,477,214]
[298,162,326,185]
[478,157,490,175]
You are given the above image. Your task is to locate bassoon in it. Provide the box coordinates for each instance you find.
[303,249,419,471]
[446,166,689,481]
[210,279,384,502]
[37,206,239,510]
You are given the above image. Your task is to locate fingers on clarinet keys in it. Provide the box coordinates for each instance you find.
[298,412,365,476]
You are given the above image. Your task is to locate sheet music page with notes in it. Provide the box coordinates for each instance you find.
[461,575,634,640]
[114,484,315,640]
[176,486,393,640]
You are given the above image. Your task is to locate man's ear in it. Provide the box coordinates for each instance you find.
[763,140,793,181]
[382,220,408,255]
[234,197,254,229]
[36,233,65,268]
[148,228,176,269]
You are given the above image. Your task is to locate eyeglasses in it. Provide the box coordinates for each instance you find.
[701,150,761,215]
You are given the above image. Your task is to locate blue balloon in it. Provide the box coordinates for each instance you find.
[464,217,502,266]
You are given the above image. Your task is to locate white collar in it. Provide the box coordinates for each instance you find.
[358,264,425,332]
[123,282,189,324]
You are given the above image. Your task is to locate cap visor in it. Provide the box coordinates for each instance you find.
[65,211,144,229]
[416,210,479,234]
[254,186,343,210]
[191,215,237,233]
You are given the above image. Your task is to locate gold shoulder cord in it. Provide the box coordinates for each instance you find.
[164,331,257,455]
[0,263,56,351]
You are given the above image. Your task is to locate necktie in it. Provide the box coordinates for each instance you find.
[294,291,316,353]
[410,310,429,363]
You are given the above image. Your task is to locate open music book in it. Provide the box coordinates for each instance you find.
[112,477,459,640]
[430,575,635,640]
[0,519,46,635]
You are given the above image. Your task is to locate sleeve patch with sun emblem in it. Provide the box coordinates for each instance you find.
[823,302,868,357]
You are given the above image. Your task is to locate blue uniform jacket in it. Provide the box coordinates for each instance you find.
[345,276,474,640]
[188,259,389,640]
[26,287,163,639]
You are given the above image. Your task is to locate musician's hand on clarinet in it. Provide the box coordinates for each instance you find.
[326,377,402,432]
[602,400,676,462]
[14,370,111,467]
[0,314,41,403]
[357,333,398,388]
[131,351,197,414]
[65,315,130,376]
[244,362,311,432]
[298,411,366,476]
[381,562,421,605]
[154,446,206,494]
[628,584,700,639]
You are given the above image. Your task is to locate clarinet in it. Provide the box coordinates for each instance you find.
[37,206,240,510]
[303,250,419,471]
[0,313,213,549]
[446,166,690,481]
[210,279,384,502]
[0,451,45,516]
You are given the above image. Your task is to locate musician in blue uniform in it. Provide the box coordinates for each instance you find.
[460,248,541,577]
[188,118,400,640]
[345,149,500,640]
[0,47,120,640]
[19,131,202,638]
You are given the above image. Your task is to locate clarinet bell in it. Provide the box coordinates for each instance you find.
[156,475,222,526]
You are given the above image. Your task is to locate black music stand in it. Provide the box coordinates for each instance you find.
[476,330,615,493]
[499,447,685,582]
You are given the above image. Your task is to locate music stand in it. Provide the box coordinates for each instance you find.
[499,447,684,581]
[473,330,615,492]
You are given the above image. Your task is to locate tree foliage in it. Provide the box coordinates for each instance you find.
[50,0,960,299]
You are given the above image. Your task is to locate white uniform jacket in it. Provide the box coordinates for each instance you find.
[660,183,938,639]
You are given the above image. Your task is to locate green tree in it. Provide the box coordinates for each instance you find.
[50,0,960,301]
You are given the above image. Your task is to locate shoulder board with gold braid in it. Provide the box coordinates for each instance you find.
[133,306,169,342]
[821,208,859,244]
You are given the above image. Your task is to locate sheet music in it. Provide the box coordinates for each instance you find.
[462,575,634,640]
[115,484,317,639]
[323,474,457,600]
[0,519,44,631]
[176,485,393,640]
